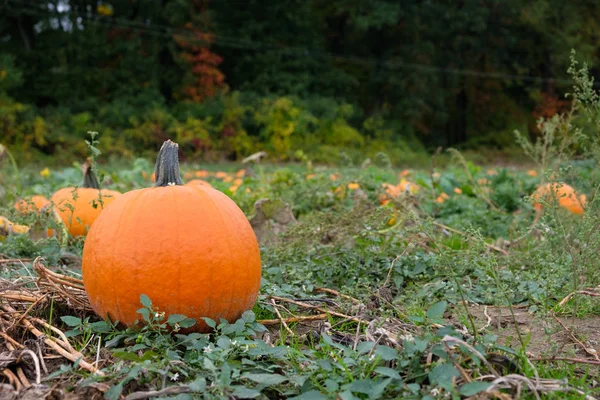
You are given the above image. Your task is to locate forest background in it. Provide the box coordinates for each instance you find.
[2,0,599,165]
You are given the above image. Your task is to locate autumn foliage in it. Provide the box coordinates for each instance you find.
[174,23,226,103]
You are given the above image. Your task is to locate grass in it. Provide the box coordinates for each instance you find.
[1,51,600,400]
[0,153,599,399]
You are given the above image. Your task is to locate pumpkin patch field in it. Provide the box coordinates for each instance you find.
[1,135,600,399]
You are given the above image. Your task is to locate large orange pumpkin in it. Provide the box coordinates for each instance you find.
[51,162,121,236]
[82,140,261,332]
[14,195,50,214]
[532,183,586,215]
[185,179,213,188]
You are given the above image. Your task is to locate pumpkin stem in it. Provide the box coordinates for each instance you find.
[83,159,100,189]
[154,140,183,187]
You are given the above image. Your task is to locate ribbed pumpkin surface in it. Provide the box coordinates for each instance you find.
[52,188,122,236]
[82,185,261,332]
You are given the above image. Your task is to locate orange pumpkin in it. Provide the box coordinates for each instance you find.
[379,183,401,206]
[185,179,213,188]
[14,195,50,214]
[532,183,586,215]
[82,140,261,332]
[52,162,121,236]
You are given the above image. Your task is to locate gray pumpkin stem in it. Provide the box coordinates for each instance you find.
[154,140,183,187]
[83,160,100,189]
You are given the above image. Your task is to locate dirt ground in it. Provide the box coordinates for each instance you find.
[451,303,600,365]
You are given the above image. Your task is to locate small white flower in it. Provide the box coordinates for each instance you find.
[368,354,375,361]
[399,333,414,342]
[170,373,179,381]
[231,340,238,346]
[430,388,441,397]
[173,323,180,332]
[203,345,212,353]
[302,285,306,292]
[242,345,249,352]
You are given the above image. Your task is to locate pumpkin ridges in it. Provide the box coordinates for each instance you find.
[51,187,121,236]
[194,185,259,321]
[83,184,261,331]
[83,140,260,332]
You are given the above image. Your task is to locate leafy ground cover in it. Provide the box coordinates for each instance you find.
[1,148,599,399]
[1,55,600,400]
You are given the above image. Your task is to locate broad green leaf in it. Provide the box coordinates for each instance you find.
[231,386,261,398]
[167,314,186,325]
[460,381,492,396]
[140,294,152,308]
[375,367,401,380]
[428,363,460,390]
[243,373,287,386]
[60,316,82,327]
[374,345,398,361]
[426,300,448,320]
[289,390,328,400]
[189,377,206,392]
[202,317,216,329]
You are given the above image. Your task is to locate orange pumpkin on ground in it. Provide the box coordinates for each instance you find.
[185,179,213,188]
[379,183,401,206]
[532,183,586,215]
[14,195,50,214]
[52,161,121,236]
[82,140,261,333]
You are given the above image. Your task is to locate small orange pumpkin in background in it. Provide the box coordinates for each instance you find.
[82,140,261,333]
[185,179,213,188]
[379,183,401,206]
[14,195,50,215]
[532,183,586,215]
[52,161,122,236]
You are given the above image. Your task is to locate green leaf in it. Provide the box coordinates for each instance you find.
[112,351,140,362]
[64,329,81,338]
[167,314,186,325]
[139,351,159,361]
[217,337,231,349]
[60,316,82,327]
[189,377,206,392]
[428,363,460,390]
[374,345,398,361]
[426,300,448,320]
[375,367,401,380]
[136,308,150,322]
[179,318,196,329]
[202,317,216,329]
[356,341,375,354]
[345,379,373,394]
[90,321,112,333]
[105,383,123,400]
[231,386,261,398]
[140,294,152,308]
[289,391,328,400]
[243,373,288,386]
[460,382,492,396]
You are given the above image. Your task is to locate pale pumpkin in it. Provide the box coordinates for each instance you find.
[82,140,261,332]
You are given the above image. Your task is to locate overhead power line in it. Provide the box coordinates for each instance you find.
[3,0,598,88]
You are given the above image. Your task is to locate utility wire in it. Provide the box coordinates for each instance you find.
[4,0,598,87]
